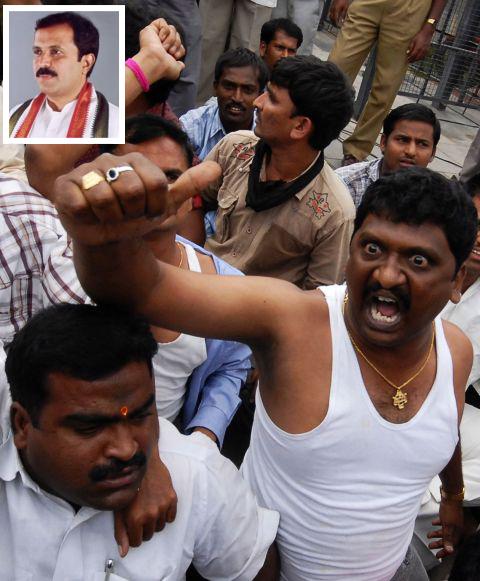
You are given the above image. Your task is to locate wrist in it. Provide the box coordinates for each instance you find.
[440,485,465,503]
[424,18,436,32]
[193,426,218,444]
[133,50,167,86]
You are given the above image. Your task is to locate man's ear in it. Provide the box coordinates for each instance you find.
[291,115,313,142]
[380,133,386,154]
[10,402,33,449]
[259,41,266,58]
[81,53,95,77]
[450,264,466,304]
[430,146,436,163]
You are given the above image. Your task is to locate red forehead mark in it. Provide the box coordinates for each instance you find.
[120,406,128,417]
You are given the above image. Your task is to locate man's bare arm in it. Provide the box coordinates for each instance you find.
[407,0,447,63]
[55,154,302,347]
[254,543,280,581]
[329,0,350,27]
[428,442,464,558]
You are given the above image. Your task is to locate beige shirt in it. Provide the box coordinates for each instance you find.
[203,131,355,289]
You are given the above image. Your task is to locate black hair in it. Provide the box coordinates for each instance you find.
[214,48,268,92]
[35,12,99,77]
[464,174,480,198]
[270,55,354,150]
[355,167,477,273]
[6,304,158,426]
[260,17,303,48]
[101,114,194,167]
[449,531,480,580]
[383,103,441,147]
[124,5,186,107]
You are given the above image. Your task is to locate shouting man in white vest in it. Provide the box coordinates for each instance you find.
[9,11,118,139]
[56,156,475,580]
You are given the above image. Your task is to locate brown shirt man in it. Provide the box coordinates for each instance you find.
[203,131,355,289]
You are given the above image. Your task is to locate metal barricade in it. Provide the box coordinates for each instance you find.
[399,0,480,112]
[318,0,480,115]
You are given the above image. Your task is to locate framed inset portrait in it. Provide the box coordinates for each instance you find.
[3,4,125,144]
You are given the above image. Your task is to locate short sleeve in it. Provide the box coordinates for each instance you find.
[192,435,279,580]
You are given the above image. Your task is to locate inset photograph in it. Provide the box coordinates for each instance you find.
[3,5,124,144]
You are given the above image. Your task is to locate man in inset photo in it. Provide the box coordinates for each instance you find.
[9,11,119,139]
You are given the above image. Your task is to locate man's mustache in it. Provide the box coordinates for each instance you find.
[36,67,57,77]
[364,282,411,310]
[89,452,147,483]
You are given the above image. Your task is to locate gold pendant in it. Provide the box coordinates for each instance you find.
[392,389,408,409]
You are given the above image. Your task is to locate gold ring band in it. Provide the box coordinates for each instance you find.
[81,171,106,191]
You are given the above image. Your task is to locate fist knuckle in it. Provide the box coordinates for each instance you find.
[120,183,143,200]
[92,194,114,209]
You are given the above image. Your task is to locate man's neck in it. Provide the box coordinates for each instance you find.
[220,112,254,135]
[46,81,87,112]
[265,142,320,182]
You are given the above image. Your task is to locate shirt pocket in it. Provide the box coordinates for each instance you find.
[215,190,239,244]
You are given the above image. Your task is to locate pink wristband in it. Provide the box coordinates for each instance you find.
[125,58,150,92]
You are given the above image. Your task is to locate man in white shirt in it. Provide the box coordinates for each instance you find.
[9,11,118,139]
[1,303,279,580]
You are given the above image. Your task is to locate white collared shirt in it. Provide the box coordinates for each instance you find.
[0,418,279,580]
[441,277,480,393]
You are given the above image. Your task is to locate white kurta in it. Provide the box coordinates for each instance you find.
[10,85,119,138]
[0,418,279,580]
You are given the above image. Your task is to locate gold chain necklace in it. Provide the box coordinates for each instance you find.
[175,242,184,269]
[343,294,435,410]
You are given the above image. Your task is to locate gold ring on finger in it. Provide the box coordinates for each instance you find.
[81,171,106,191]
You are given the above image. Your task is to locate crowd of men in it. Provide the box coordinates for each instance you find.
[1,1,480,580]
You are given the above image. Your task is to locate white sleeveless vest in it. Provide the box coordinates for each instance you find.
[242,284,459,580]
[152,243,207,421]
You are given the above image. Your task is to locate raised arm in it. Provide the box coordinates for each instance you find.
[54,153,300,347]
[126,18,185,106]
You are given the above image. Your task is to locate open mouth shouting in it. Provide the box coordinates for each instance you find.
[366,288,410,330]
[370,295,400,324]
